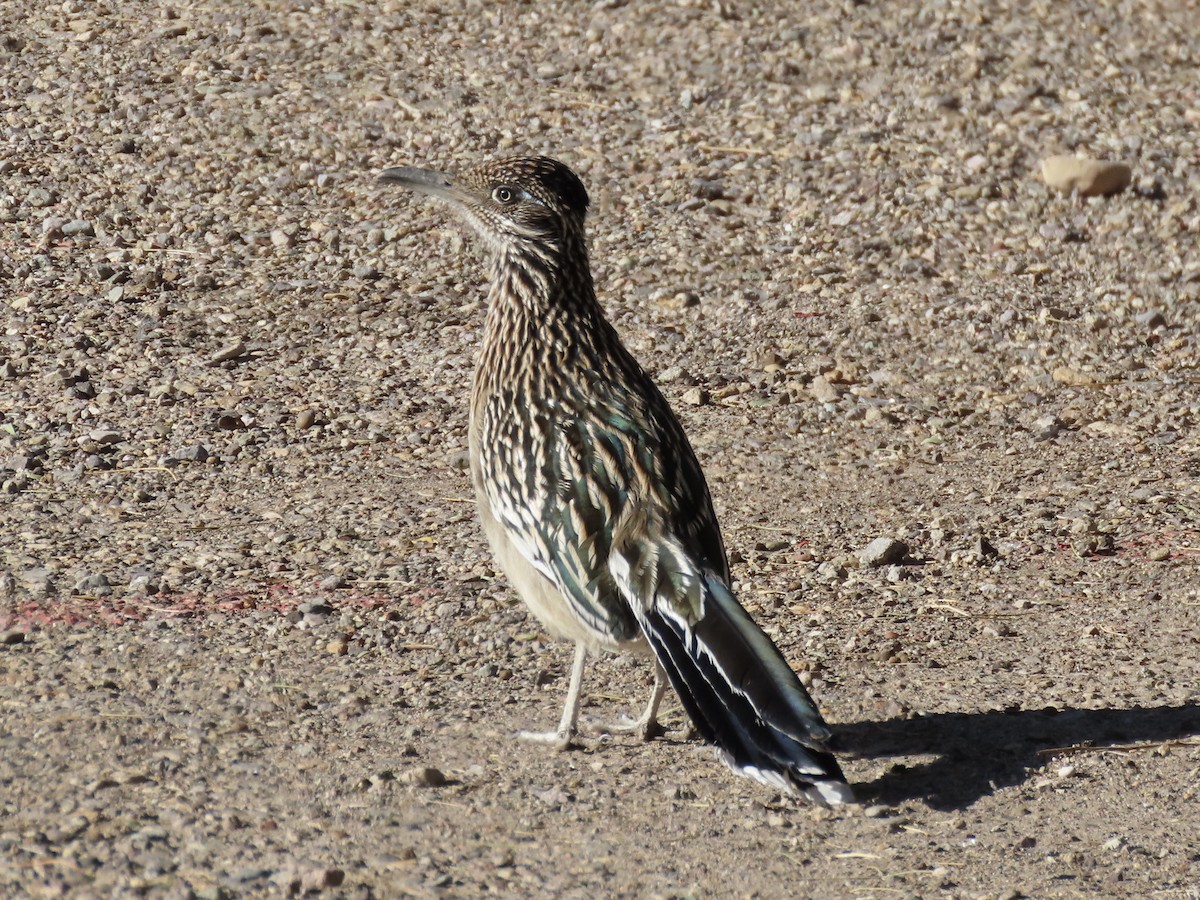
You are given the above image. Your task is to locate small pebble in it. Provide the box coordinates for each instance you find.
[1051,366,1099,387]
[808,374,842,403]
[326,636,349,655]
[73,573,112,595]
[301,867,345,891]
[1134,308,1166,329]
[860,538,907,568]
[1032,415,1064,442]
[27,187,55,207]
[208,341,248,365]
[403,766,447,787]
[1040,155,1132,197]
[973,536,1000,558]
[128,573,159,594]
[175,444,210,462]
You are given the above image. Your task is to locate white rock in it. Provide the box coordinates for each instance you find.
[860,537,908,568]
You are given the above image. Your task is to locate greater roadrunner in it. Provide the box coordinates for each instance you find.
[379,156,853,805]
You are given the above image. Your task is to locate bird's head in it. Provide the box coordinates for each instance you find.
[379,156,590,259]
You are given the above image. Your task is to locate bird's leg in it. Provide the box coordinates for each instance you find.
[518,642,587,751]
[602,659,668,741]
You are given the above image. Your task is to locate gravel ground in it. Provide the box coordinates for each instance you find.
[3,0,1199,896]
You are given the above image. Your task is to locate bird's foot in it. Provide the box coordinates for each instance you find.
[517,727,576,752]
[598,714,664,742]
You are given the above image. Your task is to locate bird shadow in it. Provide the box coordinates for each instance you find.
[836,703,1200,810]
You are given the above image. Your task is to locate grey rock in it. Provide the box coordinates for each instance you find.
[27,187,55,207]
[175,444,210,462]
[2,475,28,494]
[816,561,848,581]
[860,537,908,568]
[74,573,112,595]
[1032,415,1063,441]
[299,601,334,616]
[20,567,56,594]
[1134,308,1166,329]
[128,569,162,593]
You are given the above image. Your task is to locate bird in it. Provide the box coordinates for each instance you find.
[378,156,853,806]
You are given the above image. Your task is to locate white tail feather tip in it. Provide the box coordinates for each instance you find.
[717,750,854,807]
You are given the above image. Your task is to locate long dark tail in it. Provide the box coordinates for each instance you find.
[638,570,853,806]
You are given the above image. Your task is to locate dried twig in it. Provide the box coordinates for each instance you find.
[1037,738,1200,757]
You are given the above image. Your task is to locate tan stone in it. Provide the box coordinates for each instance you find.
[1052,366,1101,386]
[1041,155,1132,197]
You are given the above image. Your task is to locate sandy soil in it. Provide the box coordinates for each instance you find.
[2,0,1199,897]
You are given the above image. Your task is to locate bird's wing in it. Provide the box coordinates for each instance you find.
[476,369,725,643]
[476,386,636,642]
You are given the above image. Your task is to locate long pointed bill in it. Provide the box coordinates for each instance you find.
[378,166,466,205]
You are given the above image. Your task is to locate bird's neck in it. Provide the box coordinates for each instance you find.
[471,233,614,407]
[482,233,604,356]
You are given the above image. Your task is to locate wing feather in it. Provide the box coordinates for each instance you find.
[476,369,725,644]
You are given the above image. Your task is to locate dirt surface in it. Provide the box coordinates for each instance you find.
[2,0,1199,897]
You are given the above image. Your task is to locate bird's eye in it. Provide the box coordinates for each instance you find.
[491,186,515,204]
